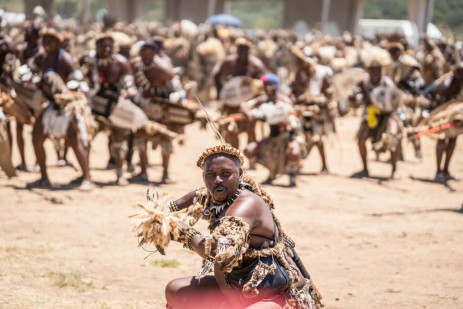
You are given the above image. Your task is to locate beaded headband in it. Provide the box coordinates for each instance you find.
[197,145,245,169]
[235,37,252,47]
[95,33,114,44]
[40,28,62,42]
[386,42,404,52]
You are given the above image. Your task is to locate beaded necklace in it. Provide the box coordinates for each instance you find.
[141,59,156,71]
[134,59,154,93]
[97,54,115,67]
[203,183,244,219]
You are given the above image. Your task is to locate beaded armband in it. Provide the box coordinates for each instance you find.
[183,228,202,251]
[168,200,179,212]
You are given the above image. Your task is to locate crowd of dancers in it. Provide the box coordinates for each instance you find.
[0,7,462,191]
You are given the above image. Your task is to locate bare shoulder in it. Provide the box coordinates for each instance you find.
[220,55,236,67]
[224,54,236,63]
[226,190,267,224]
[278,93,293,105]
[153,57,175,78]
[61,51,75,64]
[113,53,129,65]
[249,55,265,67]
[130,56,141,66]
[59,51,77,71]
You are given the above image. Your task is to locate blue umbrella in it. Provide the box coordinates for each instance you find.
[207,14,242,27]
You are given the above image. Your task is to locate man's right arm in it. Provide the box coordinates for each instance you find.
[214,59,232,98]
[173,190,197,210]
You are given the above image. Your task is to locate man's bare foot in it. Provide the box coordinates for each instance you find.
[391,171,401,180]
[289,175,296,187]
[444,172,459,181]
[106,161,116,170]
[27,178,52,189]
[177,134,185,145]
[434,172,445,182]
[79,180,94,191]
[127,164,135,173]
[351,169,369,178]
[161,174,172,184]
[131,172,148,183]
[16,163,28,172]
[56,159,67,167]
[117,177,129,186]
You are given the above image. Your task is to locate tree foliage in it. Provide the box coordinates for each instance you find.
[1,0,463,37]
[229,0,283,29]
[363,0,407,20]
[433,0,463,36]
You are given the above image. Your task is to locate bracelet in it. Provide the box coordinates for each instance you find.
[168,200,179,212]
[183,228,201,251]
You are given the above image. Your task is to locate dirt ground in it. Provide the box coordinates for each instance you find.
[0,114,462,309]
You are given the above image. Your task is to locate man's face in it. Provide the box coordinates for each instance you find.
[389,48,401,61]
[140,47,156,65]
[203,155,242,203]
[42,35,60,54]
[25,28,38,45]
[61,39,71,53]
[97,38,114,59]
[454,67,463,83]
[264,81,277,96]
[0,39,8,55]
[368,65,382,84]
[237,45,249,61]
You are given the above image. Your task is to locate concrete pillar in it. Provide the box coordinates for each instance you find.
[351,0,365,33]
[24,0,54,20]
[283,0,323,29]
[165,0,226,24]
[328,0,364,34]
[283,0,363,33]
[215,0,226,14]
[165,0,180,23]
[81,0,91,24]
[207,0,217,17]
[407,0,434,33]
[321,0,331,33]
[103,0,146,23]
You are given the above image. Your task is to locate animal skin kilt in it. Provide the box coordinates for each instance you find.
[0,107,16,177]
[253,127,302,179]
[357,109,402,153]
[138,98,188,155]
[220,105,248,134]
[304,103,336,144]
[41,100,94,148]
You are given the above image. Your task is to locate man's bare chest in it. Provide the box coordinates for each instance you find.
[99,63,123,84]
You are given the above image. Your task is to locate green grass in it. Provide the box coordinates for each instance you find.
[0,242,52,262]
[49,271,95,292]
[150,258,180,268]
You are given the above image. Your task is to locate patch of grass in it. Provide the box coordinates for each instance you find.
[4,245,20,254]
[49,271,94,292]
[1,243,51,262]
[150,258,180,268]
[92,302,111,309]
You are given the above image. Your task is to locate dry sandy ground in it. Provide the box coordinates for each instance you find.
[0,115,462,309]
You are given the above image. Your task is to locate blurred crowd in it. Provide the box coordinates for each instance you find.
[0,6,462,190]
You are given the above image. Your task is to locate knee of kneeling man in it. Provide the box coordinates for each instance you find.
[165,279,182,297]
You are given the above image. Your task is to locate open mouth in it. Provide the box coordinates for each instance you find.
[214,186,226,194]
